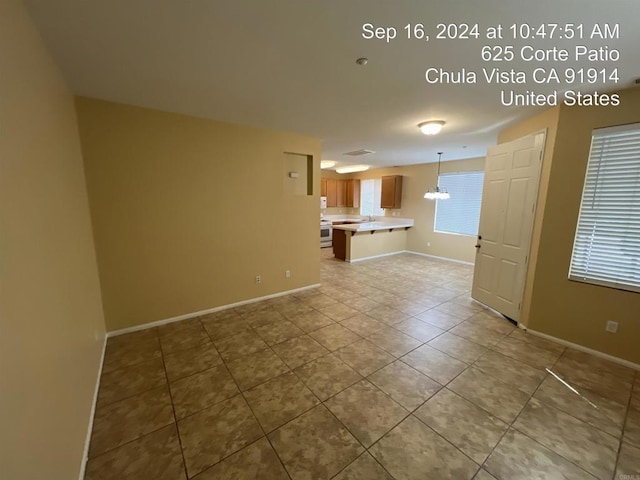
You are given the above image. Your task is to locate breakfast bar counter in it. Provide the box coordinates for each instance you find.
[332,219,414,262]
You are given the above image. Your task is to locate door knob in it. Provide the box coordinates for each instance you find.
[475,244,481,248]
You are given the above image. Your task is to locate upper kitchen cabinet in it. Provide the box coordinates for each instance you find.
[323,178,360,208]
[336,179,347,207]
[346,179,360,208]
[326,178,337,207]
[381,175,403,209]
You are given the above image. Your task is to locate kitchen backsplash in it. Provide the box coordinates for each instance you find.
[322,207,360,215]
[322,207,401,217]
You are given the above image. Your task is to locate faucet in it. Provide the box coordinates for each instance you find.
[368,215,375,222]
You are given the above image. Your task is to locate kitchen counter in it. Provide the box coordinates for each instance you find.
[332,220,414,233]
[322,215,367,224]
[332,218,414,262]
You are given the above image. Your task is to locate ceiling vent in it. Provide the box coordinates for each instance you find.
[344,149,376,156]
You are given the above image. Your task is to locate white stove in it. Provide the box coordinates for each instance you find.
[320,219,332,248]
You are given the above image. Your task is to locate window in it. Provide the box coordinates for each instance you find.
[569,123,640,293]
[434,171,484,236]
[360,178,385,216]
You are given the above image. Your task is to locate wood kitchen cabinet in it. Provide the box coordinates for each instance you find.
[346,179,360,208]
[323,178,360,208]
[326,178,337,207]
[336,179,347,207]
[381,175,403,209]
[332,229,347,260]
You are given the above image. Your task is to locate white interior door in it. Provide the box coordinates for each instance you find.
[471,132,545,322]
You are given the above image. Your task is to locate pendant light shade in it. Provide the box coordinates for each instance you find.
[424,152,450,200]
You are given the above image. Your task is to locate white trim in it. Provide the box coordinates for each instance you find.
[78,334,107,480]
[405,250,475,266]
[348,251,405,263]
[523,327,640,371]
[107,284,321,338]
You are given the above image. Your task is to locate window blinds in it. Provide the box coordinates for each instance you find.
[360,179,384,216]
[569,123,640,293]
[434,171,484,236]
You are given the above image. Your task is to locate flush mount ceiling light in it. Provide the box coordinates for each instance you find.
[336,164,370,174]
[424,152,450,200]
[320,160,336,169]
[418,120,446,136]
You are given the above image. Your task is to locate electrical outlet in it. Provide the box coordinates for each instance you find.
[255,275,261,284]
[285,270,291,278]
[427,241,431,247]
[606,321,618,333]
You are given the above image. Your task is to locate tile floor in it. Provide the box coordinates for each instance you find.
[85,252,640,480]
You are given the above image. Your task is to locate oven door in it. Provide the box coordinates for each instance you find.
[320,224,332,247]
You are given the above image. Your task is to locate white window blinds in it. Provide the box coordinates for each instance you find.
[434,171,484,236]
[569,123,640,293]
[360,179,384,216]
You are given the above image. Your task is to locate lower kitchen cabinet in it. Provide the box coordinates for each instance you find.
[332,229,347,260]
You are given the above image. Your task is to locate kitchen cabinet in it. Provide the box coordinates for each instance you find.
[381,175,403,209]
[323,178,360,208]
[346,179,360,208]
[332,229,347,260]
[326,178,337,207]
[336,179,347,207]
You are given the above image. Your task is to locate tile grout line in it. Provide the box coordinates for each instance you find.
[200,316,295,480]
[474,343,569,476]
[157,329,191,480]
[99,252,634,480]
[494,348,608,480]
[612,369,637,478]
[83,331,175,464]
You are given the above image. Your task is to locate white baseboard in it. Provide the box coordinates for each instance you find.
[523,327,640,371]
[79,333,107,479]
[405,250,475,266]
[107,284,321,338]
[348,251,405,263]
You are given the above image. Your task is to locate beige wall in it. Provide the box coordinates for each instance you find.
[0,1,106,479]
[76,98,321,332]
[348,159,485,264]
[523,88,640,364]
[348,230,408,261]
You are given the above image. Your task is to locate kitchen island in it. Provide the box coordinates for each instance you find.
[332,219,414,262]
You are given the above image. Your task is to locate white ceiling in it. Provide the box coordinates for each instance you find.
[24,0,640,167]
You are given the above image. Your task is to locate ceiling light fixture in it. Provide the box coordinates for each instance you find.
[320,160,336,169]
[424,152,450,200]
[418,120,446,136]
[336,164,370,174]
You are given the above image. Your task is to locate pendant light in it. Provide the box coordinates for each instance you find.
[424,152,450,200]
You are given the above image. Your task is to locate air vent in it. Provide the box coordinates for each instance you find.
[343,149,376,156]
